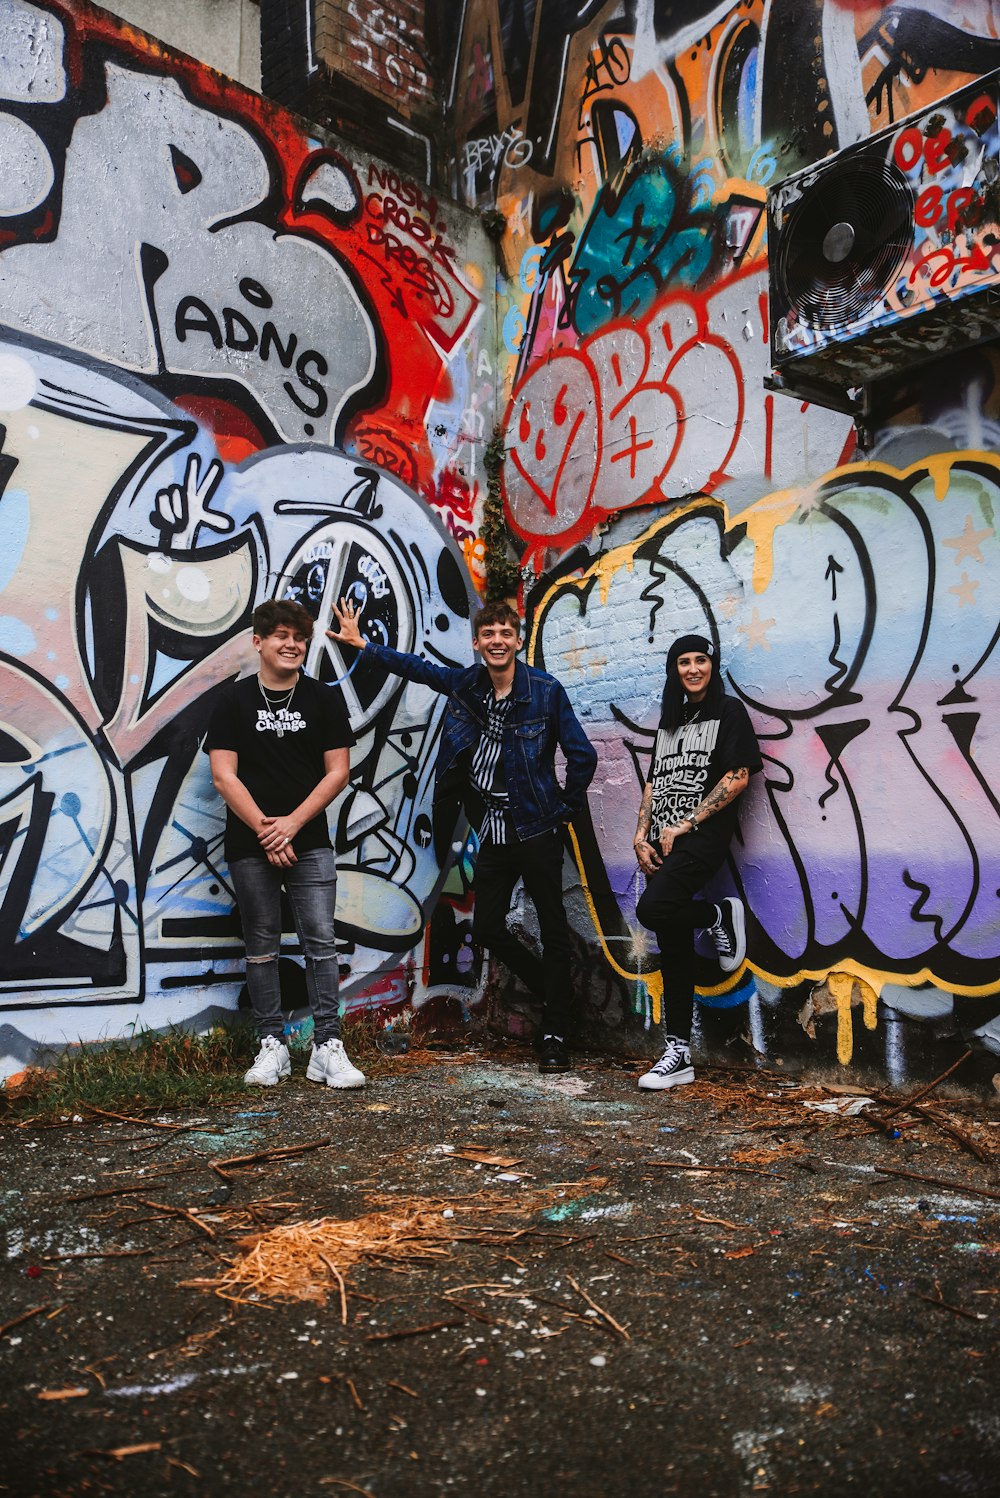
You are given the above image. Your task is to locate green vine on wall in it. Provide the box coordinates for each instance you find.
[481,425,522,602]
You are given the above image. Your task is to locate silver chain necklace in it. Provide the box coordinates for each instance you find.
[258,674,297,737]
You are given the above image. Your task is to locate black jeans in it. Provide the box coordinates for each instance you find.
[472,828,573,1038]
[635,844,725,1043]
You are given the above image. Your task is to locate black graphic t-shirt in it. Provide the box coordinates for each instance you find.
[204,674,355,862]
[649,696,761,857]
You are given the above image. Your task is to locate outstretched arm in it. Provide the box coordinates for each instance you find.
[327,597,463,695]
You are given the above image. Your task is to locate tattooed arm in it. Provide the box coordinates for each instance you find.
[655,766,750,859]
[634,782,661,874]
[694,772,748,820]
[692,766,750,823]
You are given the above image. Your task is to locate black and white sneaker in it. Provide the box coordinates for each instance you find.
[638,1036,694,1091]
[706,897,746,973]
[538,1034,570,1073]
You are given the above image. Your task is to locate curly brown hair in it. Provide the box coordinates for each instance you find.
[252,599,315,640]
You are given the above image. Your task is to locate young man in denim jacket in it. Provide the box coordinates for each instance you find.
[329,599,597,1071]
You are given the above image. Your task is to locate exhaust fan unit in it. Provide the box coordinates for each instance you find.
[767,72,1000,413]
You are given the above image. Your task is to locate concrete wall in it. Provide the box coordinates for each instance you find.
[0,0,495,1077]
[447,0,1000,1079]
[105,0,261,90]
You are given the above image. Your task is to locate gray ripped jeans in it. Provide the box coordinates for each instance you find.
[229,848,342,1045]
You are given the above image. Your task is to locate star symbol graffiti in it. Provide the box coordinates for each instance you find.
[738,606,776,651]
[949,572,980,608]
[564,643,608,678]
[943,514,994,565]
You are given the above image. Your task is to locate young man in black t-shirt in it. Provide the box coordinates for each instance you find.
[205,600,364,1088]
[633,634,761,1090]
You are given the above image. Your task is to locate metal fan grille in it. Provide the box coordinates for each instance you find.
[775,157,914,329]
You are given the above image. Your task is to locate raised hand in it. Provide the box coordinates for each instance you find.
[327,596,366,650]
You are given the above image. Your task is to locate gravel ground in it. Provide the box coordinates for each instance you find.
[2,1043,999,1497]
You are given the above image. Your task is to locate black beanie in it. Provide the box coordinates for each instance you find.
[665,634,715,675]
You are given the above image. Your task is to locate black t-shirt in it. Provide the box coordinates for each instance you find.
[649,695,761,857]
[204,674,355,862]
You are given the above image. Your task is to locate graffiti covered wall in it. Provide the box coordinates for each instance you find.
[6,0,1000,1082]
[0,0,495,1076]
[448,0,1000,1074]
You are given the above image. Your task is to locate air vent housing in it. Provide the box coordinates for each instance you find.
[768,72,1000,403]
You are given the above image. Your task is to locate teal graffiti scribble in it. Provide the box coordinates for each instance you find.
[569,160,718,336]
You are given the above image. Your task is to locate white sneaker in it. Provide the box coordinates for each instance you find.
[706,897,747,973]
[638,1037,694,1091]
[306,1038,366,1089]
[244,1035,291,1086]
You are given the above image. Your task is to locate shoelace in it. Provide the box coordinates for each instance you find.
[653,1043,682,1073]
[709,920,734,956]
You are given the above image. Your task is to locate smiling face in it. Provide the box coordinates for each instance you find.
[676,650,713,703]
[254,622,308,686]
[473,619,523,675]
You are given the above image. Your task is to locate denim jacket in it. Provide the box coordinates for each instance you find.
[363,642,597,840]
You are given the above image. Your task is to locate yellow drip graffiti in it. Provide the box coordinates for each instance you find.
[925,453,955,502]
[531,450,999,1060]
[826,972,879,1064]
[596,548,634,605]
[727,489,801,593]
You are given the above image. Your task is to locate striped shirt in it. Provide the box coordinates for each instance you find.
[470,688,513,844]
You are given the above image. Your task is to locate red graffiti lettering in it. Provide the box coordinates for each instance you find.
[894,125,953,176]
[504,267,850,555]
[893,127,924,172]
[924,127,954,175]
[424,469,477,527]
[914,185,944,227]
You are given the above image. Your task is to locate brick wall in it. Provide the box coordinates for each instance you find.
[314,0,431,113]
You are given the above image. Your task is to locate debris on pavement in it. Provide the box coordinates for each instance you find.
[3,1046,999,1497]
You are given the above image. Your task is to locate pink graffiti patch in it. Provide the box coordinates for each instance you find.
[505,352,600,536]
[503,275,748,549]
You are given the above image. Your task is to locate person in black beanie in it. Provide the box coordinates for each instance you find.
[633,634,761,1089]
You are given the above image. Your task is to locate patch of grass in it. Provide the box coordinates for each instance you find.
[0,1009,463,1123]
[339,1006,414,1080]
[0,1023,259,1124]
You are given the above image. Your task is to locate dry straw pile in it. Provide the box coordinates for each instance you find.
[190,1181,602,1310]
